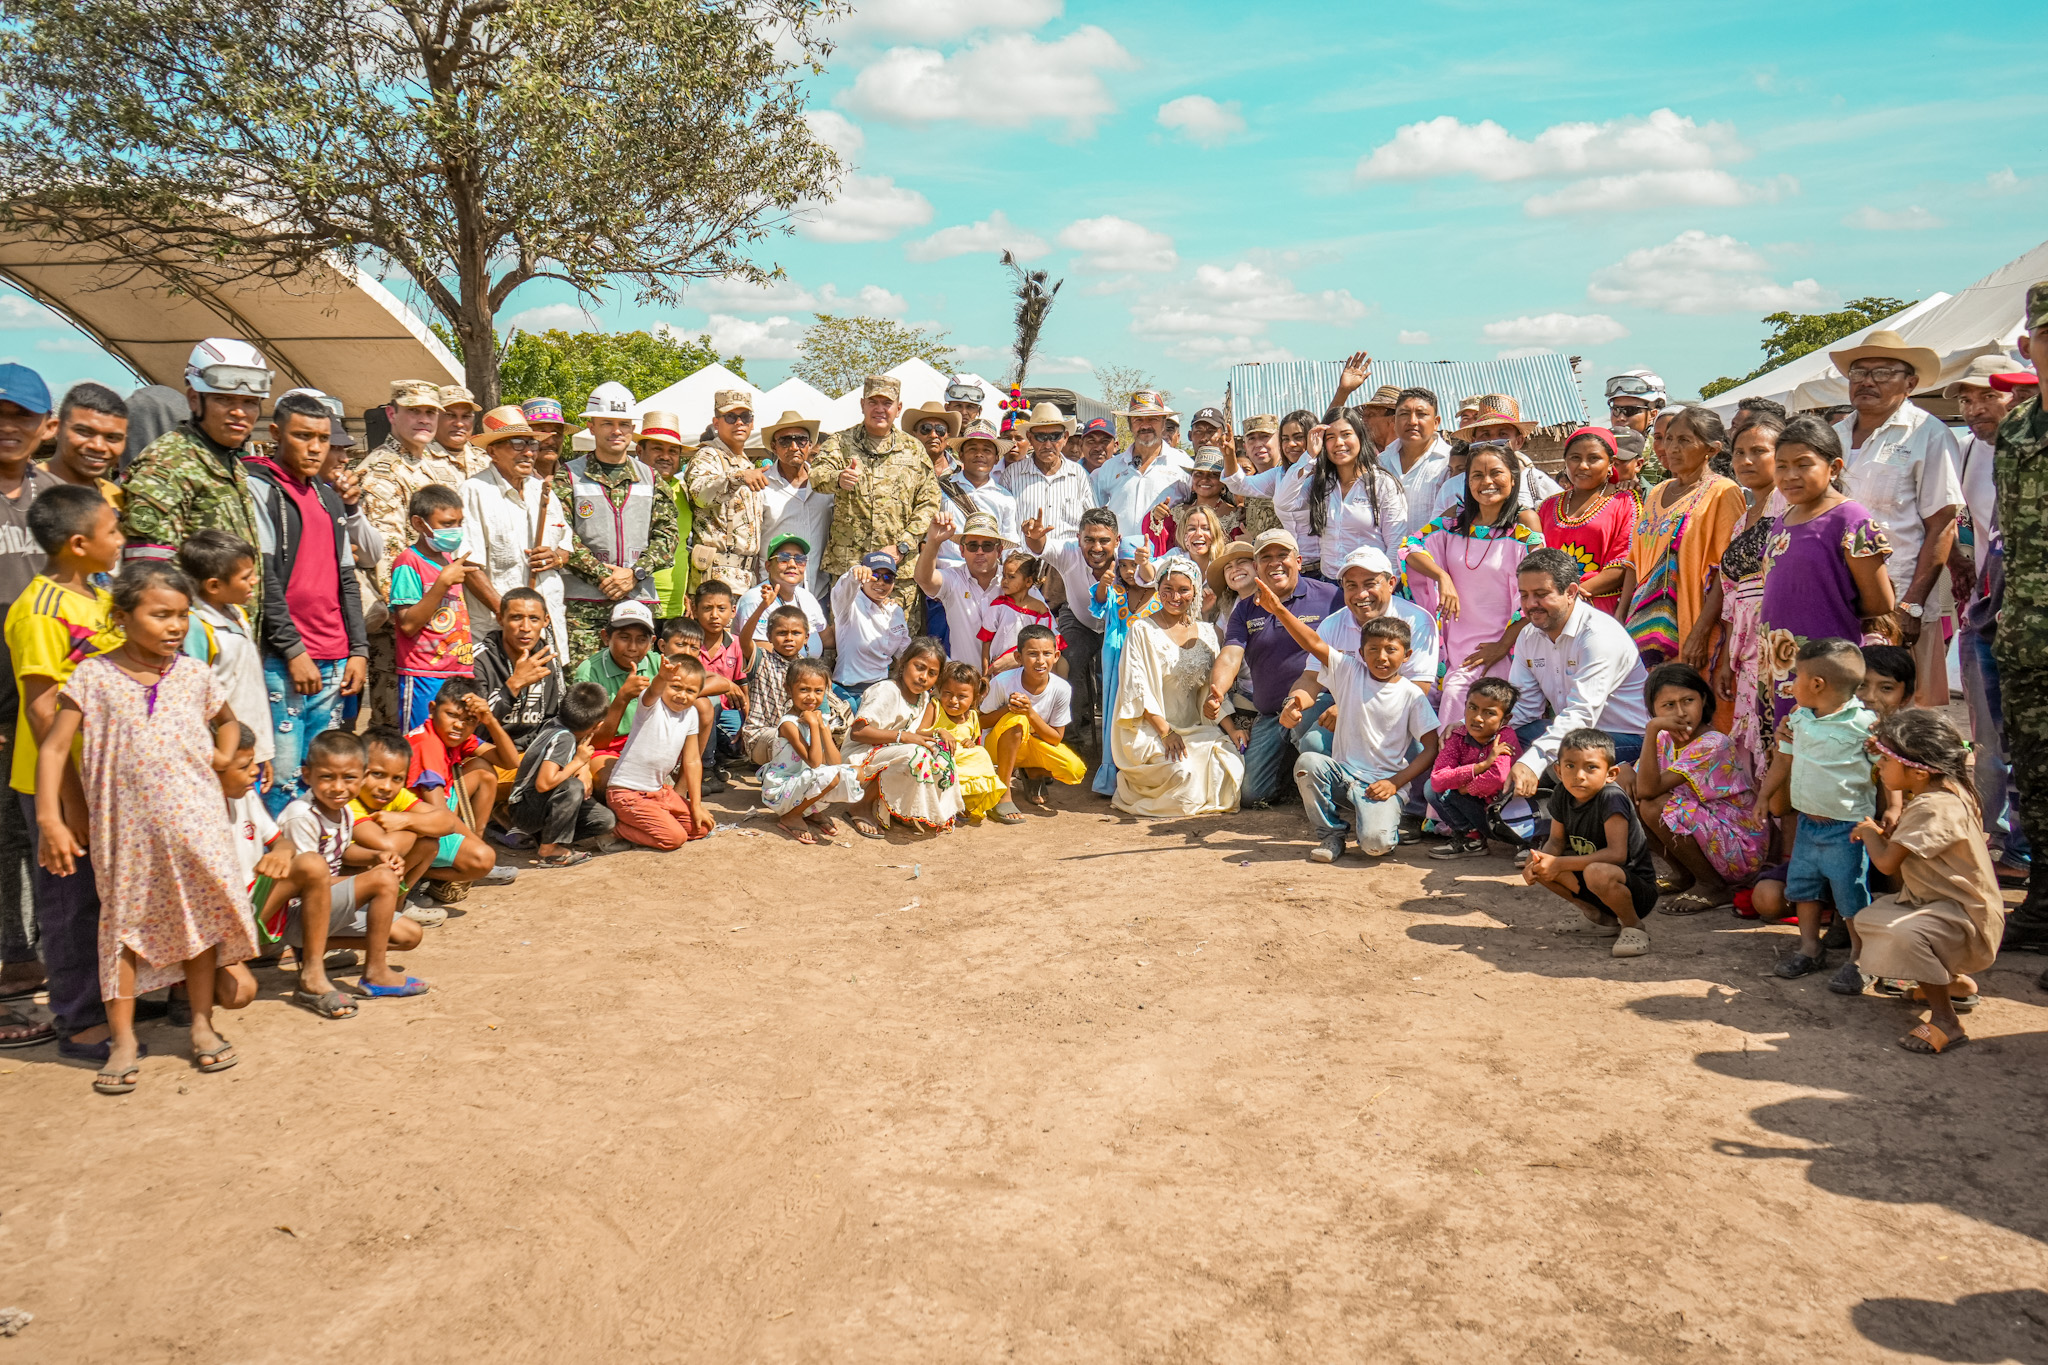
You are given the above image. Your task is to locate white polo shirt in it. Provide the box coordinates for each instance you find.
[1834,403,1964,596]
[924,560,1003,665]
[1505,598,1650,773]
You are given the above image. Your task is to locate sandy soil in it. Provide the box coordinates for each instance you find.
[4,781,2046,1364]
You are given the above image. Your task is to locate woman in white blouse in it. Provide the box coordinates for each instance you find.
[1275,410,1407,577]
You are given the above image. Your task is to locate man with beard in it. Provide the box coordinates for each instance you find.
[1094,391,1192,541]
[1203,529,1341,807]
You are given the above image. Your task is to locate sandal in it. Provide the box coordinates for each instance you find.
[1660,890,1728,916]
[0,1006,55,1050]
[1908,985,1980,1013]
[93,1061,141,1095]
[534,850,592,868]
[0,969,46,1002]
[291,987,358,1020]
[1899,1021,1970,1054]
[193,1035,238,1073]
[1656,871,1695,895]
[352,975,431,999]
[805,814,841,838]
[778,820,819,845]
[990,800,1026,826]
[847,815,887,841]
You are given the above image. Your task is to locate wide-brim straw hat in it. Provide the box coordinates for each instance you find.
[760,409,821,442]
[474,404,539,448]
[949,417,1009,453]
[1118,389,1180,419]
[635,409,694,449]
[1829,329,1941,392]
[899,401,961,439]
[1206,537,1255,593]
[1451,394,1538,438]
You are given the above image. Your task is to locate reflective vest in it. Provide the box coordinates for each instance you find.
[562,455,657,603]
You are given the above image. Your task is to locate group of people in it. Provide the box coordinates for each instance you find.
[1,278,2044,1091]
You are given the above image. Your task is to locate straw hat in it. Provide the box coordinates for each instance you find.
[950,417,1009,453]
[1361,384,1404,412]
[957,509,1016,547]
[473,404,539,447]
[760,409,821,442]
[1206,538,1255,594]
[1828,329,1941,392]
[1451,394,1538,438]
[899,401,961,439]
[1118,389,1180,419]
[636,410,694,449]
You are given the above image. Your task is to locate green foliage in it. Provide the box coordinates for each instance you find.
[1700,297,1916,398]
[1093,363,1167,443]
[792,314,954,397]
[497,329,743,418]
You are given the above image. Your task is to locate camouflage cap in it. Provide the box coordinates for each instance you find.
[712,388,752,415]
[2028,280,2048,332]
[862,374,902,402]
[388,379,444,410]
[1241,413,1279,435]
[437,383,479,412]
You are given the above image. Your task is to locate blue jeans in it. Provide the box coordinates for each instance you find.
[1430,785,1491,836]
[17,793,102,1037]
[1244,710,1307,806]
[1960,626,2029,865]
[1786,813,1871,916]
[264,654,348,817]
[1293,752,1402,854]
[710,701,743,767]
[1513,720,1643,768]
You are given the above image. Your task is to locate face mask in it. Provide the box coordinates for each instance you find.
[422,525,464,554]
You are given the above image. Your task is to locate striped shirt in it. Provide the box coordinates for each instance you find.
[1000,457,1094,539]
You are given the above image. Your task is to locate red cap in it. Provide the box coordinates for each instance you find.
[1989,371,2041,394]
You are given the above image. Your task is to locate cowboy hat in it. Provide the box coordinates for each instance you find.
[1940,352,2030,399]
[636,410,695,450]
[760,409,822,442]
[1022,400,1069,431]
[473,404,539,448]
[898,401,961,439]
[1206,537,1255,594]
[1118,389,1180,419]
[949,417,1009,453]
[1829,329,1941,392]
[1451,394,1538,439]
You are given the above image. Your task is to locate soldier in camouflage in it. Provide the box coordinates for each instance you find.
[809,374,941,618]
[552,380,678,669]
[681,388,766,593]
[1996,281,2048,951]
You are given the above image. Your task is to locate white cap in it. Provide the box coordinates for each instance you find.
[185,338,273,396]
[1339,546,1395,578]
[607,600,655,630]
[580,381,636,421]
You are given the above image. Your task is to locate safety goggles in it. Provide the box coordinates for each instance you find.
[193,364,273,396]
[1603,375,1657,399]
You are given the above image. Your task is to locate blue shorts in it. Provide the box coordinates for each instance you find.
[399,675,451,731]
[1785,812,1870,915]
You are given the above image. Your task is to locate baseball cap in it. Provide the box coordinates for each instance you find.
[1339,546,1394,578]
[860,549,898,575]
[607,600,655,632]
[766,532,811,557]
[1253,528,1300,555]
[327,417,356,450]
[0,363,52,415]
[1191,405,1227,430]
[1989,370,2041,394]
[1079,417,1114,437]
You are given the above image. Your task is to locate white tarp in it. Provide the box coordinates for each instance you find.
[631,362,758,436]
[816,361,1009,435]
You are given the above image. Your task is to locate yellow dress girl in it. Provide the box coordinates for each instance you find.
[934,664,1005,820]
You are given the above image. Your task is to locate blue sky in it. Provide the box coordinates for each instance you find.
[7,0,2047,414]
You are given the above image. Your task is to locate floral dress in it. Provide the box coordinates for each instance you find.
[933,710,1005,818]
[1757,501,1892,735]
[757,714,864,816]
[842,682,963,830]
[63,654,257,999]
[1656,728,1770,882]
[1716,514,1775,784]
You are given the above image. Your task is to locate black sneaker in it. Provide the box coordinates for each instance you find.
[1428,833,1486,860]
[1827,959,1869,995]
[699,768,730,795]
[1774,949,1829,979]
[1309,833,1346,864]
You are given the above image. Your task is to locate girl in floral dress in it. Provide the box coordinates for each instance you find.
[1631,663,1770,914]
[758,658,864,844]
[933,662,1005,821]
[842,637,961,837]
[1536,427,1636,616]
[1705,413,1784,784]
[35,562,258,1095]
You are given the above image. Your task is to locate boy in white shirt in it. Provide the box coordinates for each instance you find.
[977,625,1088,821]
[178,530,274,796]
[1260,577,1440,862]
[829,551,911,704]
[604,654,711,850]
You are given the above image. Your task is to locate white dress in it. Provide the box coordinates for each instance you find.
[757,714,864,815]
[841,682,963,830]
[1109,617,1243,817]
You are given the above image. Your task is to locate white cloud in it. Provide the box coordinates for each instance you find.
[0,294,61,329]
[687,279,905,317]
[1163,335,1299,366]
[1481,313,1629,348]
[796,173,933,243]
[1493,346,1558,360]
[1844,205,1944,231]
[905,211,1049,263]
[1033,353,1094,375]
[1131,262,1366,338]
[1356,108,1744,183]
[1157,95,1245,148]
[1524,169,1795,217]
[1587,230,1829,315]
[804,110,864,160]
[504,302,598,333]
[1397,329,1432,346]
[704,314,806,361]
[1057,216,1178,273]
[1987,168,2020,195]
[843,27,1134,137]
[830,0,1063,42]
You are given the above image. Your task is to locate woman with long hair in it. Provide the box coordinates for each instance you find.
[1224,408,1320,567]
[1276,409,1407,579]
[1706,411,1784,782]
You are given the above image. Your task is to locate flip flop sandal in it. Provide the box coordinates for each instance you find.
[93,1062,141,1095]
[990,801,1026,826]
[291,988,358,1020]
[194,1037,238,1073]
[1899,1021,1970,1054]
[351,975,431,999]
[0,976,45,1003]
[848,816,888,841]
[805,815,842,838]
[1660,891,1727,916]
[1656,872,1695,895]
[1907,986,1980,1012]
[0,1009,55,1050]
[534,850,592,868]
[779,823,820,845]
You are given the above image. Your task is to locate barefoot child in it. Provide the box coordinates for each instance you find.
[1426,677,1522,860]
[978,625,1087,823]
[934,661,1004,821]
[844,636,959,837]
[177,529,273,803]
[605,655,712,851]
[1850,709,2005,1054]
[1759,638,1876,982]
[1525,729,1659,958]
[503,681,619,866]
[758,658,862,843]
[36,561,261,1094]
[1634,662,1769,913]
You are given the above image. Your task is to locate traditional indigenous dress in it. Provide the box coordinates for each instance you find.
[1537,487,1636,616]
[1090,584,1163,797]
[65,654,257,999]
[1756,501,1892,735]
[1400,516,1543,736]
[1655,728,1770,882]
[1109,616,1244,817]
[843,682,963,830]
[1624,475,1746,672]
[1856,788,2006,985]
[757,714,863,816]
[933,709,1004,818]
[1716,510,1777,784]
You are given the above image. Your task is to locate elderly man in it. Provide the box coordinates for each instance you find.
[1828,329,1963,706]
[943,378,984,425]
[521,397,568,477]
[1995,282,2048,950]
[1204,529,1343,807]
[41,381,127,508]
[1604,369,1666,466]
[1074,416,1116,473]
[942,417,1021,546]
[460,406,572,657]
[1000,401,1092,539]
[811,375,941,613]
[756,409,831,599]
[434,384,481,476]
[1503,549,1650,800]
[554,380,678,668]
[122,338,269,587]
[1378,386,1451,544]
[1095,391,1193,539]
[681,388,766,595]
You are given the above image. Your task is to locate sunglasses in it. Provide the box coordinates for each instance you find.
[1608,400,1651,414]
[868,570,897,585]
[915,422,950,437]
[773,432,812,448]
[1029,429,1062,442]
[961,538,1002,553]
[718,410,754,424]
[773,549,808,563]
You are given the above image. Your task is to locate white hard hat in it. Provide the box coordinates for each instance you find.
[580,381,635,421]
[185,338,273,397]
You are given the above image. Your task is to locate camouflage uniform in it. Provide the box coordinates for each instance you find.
[681,438,763,593]
[551,454,679,669]
[349,437,471,727]
[809,424,941,614]
[121,423,263,620]
[1993,338,2048,936]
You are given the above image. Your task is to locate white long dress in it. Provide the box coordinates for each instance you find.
[1109,617,1243,817]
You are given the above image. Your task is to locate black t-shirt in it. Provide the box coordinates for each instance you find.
[1546,781,1653,883]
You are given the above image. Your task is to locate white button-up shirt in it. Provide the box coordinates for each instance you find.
[1506,598,1650,772]
[1954,431,1999,545]
[1036,536,1109,626]
[758,466,835,597]
[1001,455,1094,538]
[458,463,572,657]
[1834,404,1964,596]
[1378,437,1451,546]
[934,476,1019,568]
[1275,462,1409,566]
[1091,444,1193,536]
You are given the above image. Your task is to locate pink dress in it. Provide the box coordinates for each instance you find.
[63,655,257,999]
[1656,728,1770,883]
[1400,517,1543,733]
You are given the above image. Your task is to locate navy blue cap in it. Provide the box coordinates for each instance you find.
[0,363,51,415]
[860,550,898,575]
[1079,417,1113,436]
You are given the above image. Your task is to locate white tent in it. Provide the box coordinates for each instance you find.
[1702,237,2048,416]
[755,376,832,422]
[816,362,1010,434]
[631,362,758,437]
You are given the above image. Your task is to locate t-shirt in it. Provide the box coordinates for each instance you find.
[1783,700,1877,822]
[4,575,120,794]
[608,694,701,793]
[1315,597,1439,691]
[348,786,420,821]
[1318,652,1437,779]
[277,796,354,877]
[1225,575,1342,713]
[830,571,910,685]
[1546,781,1653,885]
[511,722,579,806]
[0,467,57,607]
[977,595,1058,668]
[226,790,278,891]
[982,669,1072,729]
[406,721,480,794]
[572,647,659,735]
[388,545,474,678]
[735,582,826,657]
[698,629,743,718]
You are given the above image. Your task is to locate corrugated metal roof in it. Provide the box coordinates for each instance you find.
[1225,355,1590,430]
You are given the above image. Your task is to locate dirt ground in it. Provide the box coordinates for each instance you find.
[5,779,2047,1364]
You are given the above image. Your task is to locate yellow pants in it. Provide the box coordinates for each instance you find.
[982,712,1087,785]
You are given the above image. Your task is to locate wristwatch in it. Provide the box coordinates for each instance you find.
[895,540,913,559]
[1901,601,1925,619]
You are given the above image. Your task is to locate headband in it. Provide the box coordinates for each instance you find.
[1152,552,1202,587]
[1868,736,1968,773]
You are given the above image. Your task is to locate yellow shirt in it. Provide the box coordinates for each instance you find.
[5,576,120,794]
[347,787,420,820]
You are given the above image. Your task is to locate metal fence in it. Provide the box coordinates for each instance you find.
[1224,355,1590,430]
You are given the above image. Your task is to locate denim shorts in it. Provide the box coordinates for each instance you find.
[1785,812,1870,916]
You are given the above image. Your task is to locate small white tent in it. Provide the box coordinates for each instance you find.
[816,362,1010,435]
[755,376,832,422]
[630,363,758,437]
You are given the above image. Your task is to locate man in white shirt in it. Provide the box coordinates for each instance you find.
[934,418,1020,563]
[999,402,1093,538]
[460,406,572,658]
[756,410,832,598]
[1504,548,1650,796]
[1288,546,1439,753]
[1827,329,1964,706]
[1092,390,1192,535]
[1022,506,1119,735]
[1376,387,1452,546]
[914,508,1009,666]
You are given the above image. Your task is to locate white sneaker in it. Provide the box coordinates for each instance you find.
[1611,926,1651,958]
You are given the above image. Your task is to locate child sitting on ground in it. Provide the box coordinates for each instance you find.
[1760,638,1877,985]
[1259,578,1439,863]
[979,625,1088,823]
[352,726,491,920]
[933,661,1004,822]
[273,729,424,1000]
[1633,662,1770,914]
[1850,708,2006,1055]
[572,600,659,790]
[178,529,274,804]
[390,483,495,730]
[1524,728,1659,958]
[605,655,711,851]
[830,553,912,709]
[405,678,516,903]
[503,680,619,867]
[35,560,261,1094]
[660,616,740,792]
[1427,676,1522,860]
[740,601,826,767]
[758,658,863,844]
[979,551,1056,675]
